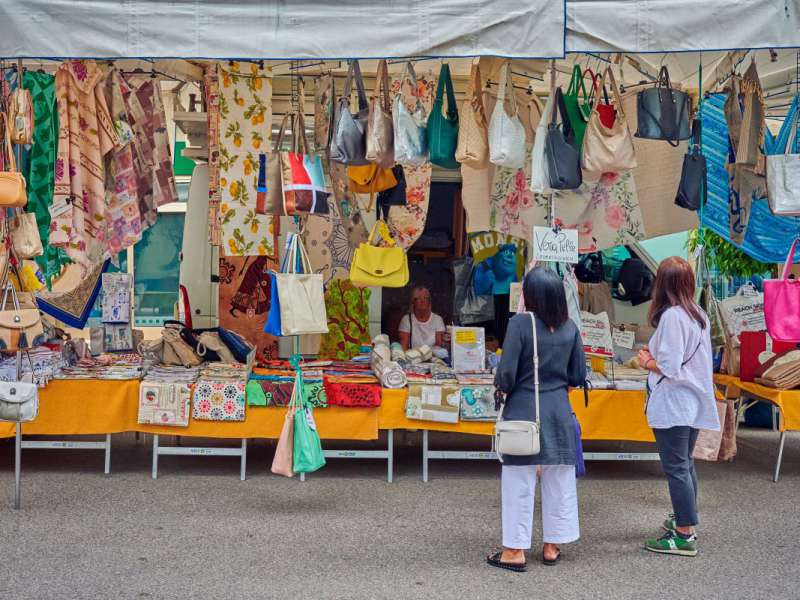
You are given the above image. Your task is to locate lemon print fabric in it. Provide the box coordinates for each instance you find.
[218,61,276,257]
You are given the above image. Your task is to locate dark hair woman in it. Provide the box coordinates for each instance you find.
[637,257,719,557]
[487,267,586,572]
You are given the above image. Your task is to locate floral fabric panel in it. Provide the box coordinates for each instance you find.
[552,171,645,253]
[218,255,278,363]
[192,379,246,421]
[318,279,371,360]
[138,382,191,427]
[51,60,118,268]
[121,75,178,228]
[385,69,436,249]
[205,66,222,246]
[217,62,276,257]
[489,145,548,243]
[249,378,327,408]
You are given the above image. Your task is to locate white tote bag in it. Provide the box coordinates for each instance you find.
[276,234,329,336]
[767,107,800,216]
[393,61,429,167]
[530,88,555,193]
[488,63,526,169]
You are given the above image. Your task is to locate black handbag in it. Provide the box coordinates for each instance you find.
[376,165,407,221]
[614,258,655,306]
[675,118,706,211]
[452,257,494,325]
[575,252,604,284]
[165,320,224,362]
[545,88,582,190]
[635,66,691,146]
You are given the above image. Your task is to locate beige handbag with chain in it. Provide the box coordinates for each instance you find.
[581,67,637,175]
[365,59,394,168]
[455,60,489,169]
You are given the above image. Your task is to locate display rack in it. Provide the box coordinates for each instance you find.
[151,435,248,480]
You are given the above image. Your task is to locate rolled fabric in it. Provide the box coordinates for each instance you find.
[379,361,408,389]
[373,334,390,346]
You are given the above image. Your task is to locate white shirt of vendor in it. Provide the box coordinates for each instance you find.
[399,312,446,349]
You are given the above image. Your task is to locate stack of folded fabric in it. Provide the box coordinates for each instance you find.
[139,365,199,427]
[55,353,143,380]
[0,347,67,387]
[755,350,800,389]
[248,365,327,408]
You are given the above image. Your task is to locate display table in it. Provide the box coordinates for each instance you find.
[714,373,800,481]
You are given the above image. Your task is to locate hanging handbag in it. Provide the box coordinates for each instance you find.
[263,113,291,216]
[635,66,691,146]
[0,283,45,351]
[455,60,489,169]
[488,62,526,169]
[365,59,395,168]
[346,164,397,195]
[545,88,582,190]
[452,257,494,325]
[313,73,335,152]
[161,325,203,367]
[0,379,38,423]
[675,118,707,211]
[562,64,592,152]
[590,71,617,128]
[275,233,329,335]
[581,67,637,174]
[427,63,459,169]
[495,312,541,461]
[764,238,800,342]
[271,404,296,477]
[263,271,282,336]
[8,88,34,146]
[10,210,43,259]
[292,369,326,474]
[349,220,409,288]
[330,60,370,165]
[766,104,800,215]
[530,88,556,194]
[0,114,27,208]
[393,61,428,167]
[376,165,406,220]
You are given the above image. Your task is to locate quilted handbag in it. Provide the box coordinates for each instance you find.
[393,61,428,167]
[427,63,459,169]
[635,66,691,146]
[349,220,409,288]
[0,380,38,422]
[675,118,707,211]
[10,211,42,259]
[138,382,191,427]
[330,60,370,165]
[581,67,637,174]
[545,88,582,190]
[192,379,246,421]
[365,59,395,168]
[766,106,800,215]
[488,62,526,169]
[455,60,489,169]
[764,239,800,342]
[275,233,328,335]
[0,114,27,208]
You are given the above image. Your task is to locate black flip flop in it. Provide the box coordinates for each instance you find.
[487,551,527,573]
[542,548,561,566]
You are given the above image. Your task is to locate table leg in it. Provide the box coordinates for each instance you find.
[240,439,247,481]
[422,430,429,483]
[151,434,159,480]
[773,431,786,483]
[104,434,111,475]
[387,430,394,484]
[14,422,21,510]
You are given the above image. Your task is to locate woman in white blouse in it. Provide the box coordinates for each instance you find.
[637,257,719,558]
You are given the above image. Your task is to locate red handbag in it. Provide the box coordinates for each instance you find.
[323,379,382,407]
[739,331,799,382]
[584,69,617,128]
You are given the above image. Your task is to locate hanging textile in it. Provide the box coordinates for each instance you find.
[50,60,118,268]
[101,69,143,261]
[620,91,697,239]
[318,279,371,361]
[10,70,70,284]
[205,65,222,246]
[553,170,645,253]
[218,255,278,363]
[468,231,526,295]
[217,61,276,257]
[121,73,178,228]
[36,260,109,329]
[386,68,436,249]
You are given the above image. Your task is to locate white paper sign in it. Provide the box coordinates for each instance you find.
[612,328,636,349]
[580,311,614,357]
[509,282,522,313]
[532,226,579,263]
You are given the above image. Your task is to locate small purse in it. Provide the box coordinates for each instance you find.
[0,114,28,208]
[330,60,370,165]
[488,62,526,169]
[675,118,707,211]
[495,312,541,461]
[346,164,397,195]
[365,59,395,168]
[545,88,582,190]
[10,210,43,259]
[0,379,38,423]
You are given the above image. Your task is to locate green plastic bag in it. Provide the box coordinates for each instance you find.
[427,63,459,169]
[563,64,592,152]
[292,369,326,473]
[245,379,267,407]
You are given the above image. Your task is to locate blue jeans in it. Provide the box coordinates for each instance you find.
[653,426,700,527]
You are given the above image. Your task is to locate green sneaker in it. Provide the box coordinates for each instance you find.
[645,530,698,557]
[662,515,677,533]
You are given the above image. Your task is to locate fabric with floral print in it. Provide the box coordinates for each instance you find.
[385,69,436,249]
[51,60,118,268]
[217,62,276,257]
[206,65,223,246]
[552,171,645,253]
[323,379,382,407]
[192,379,246,421]
[318,279,371,360]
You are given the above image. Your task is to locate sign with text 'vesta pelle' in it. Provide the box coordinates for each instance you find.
[531,226,578,263]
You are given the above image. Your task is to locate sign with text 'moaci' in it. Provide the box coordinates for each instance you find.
[531,226,579,264]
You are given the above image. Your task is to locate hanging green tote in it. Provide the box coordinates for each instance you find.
[427,63,460,169]
[563,64,592,152]
[291,369,326,473]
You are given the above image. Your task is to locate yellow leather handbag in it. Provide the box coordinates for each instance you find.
[346,164,397,194]
[349,220,409,288]
[0,114,27,208]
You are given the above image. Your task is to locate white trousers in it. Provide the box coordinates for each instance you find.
[501,465,580,549]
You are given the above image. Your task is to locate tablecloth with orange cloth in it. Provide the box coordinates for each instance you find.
[0,379,378,440]
[714,374,800,432]
[378,388,654,442]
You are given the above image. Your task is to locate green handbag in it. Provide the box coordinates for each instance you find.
[291,369,326,474]
[563,64,592,152]
[427,63,459,169]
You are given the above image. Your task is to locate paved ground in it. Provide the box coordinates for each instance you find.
[0,426,797,600]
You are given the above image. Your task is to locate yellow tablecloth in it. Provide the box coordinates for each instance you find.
[713,374,800,432]
[378,388,654,442]
[0,379,378,440]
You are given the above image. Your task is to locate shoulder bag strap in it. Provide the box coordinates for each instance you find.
[602,67,626,120]
[442,63,457,119]
[273,113,291,153]
[468,60,487,126]
[3,115,17,172]
[781,238,800,279]
[376,59,391,113]
[529,312,540,427]
[351,59,368,112]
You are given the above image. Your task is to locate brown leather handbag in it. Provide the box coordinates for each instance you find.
[0,114,27,208]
